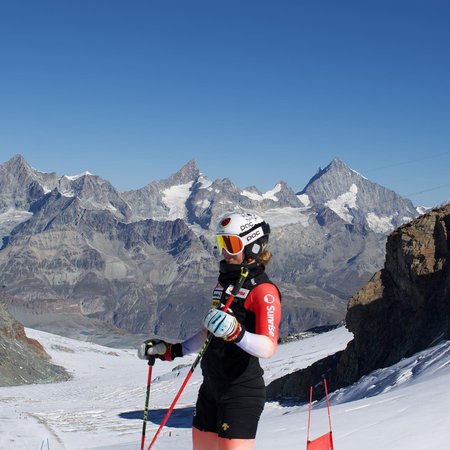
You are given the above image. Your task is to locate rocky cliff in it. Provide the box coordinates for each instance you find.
[0,301,70,386]
[267,203,450,402]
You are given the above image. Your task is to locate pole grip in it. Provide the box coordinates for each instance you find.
[222,266,249,312]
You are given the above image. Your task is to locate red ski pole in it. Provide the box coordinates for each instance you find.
[146,266,249,450]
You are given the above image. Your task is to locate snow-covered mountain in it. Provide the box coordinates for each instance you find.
[121,157,417,234]
[122,159,303,229]
[0,155,422,341]
[299,158,417,233]
[0,326,448,449]
[0,155,131,240]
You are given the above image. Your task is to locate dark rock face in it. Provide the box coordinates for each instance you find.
[267,204,450,402]
[0,302,70,386]
[345,204,450,374]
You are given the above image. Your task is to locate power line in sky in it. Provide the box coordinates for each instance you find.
[366,150,450,173]
[405,183,450,197]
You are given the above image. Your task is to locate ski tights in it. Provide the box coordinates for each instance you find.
[192,428,255,450]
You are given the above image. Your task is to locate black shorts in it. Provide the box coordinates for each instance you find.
[192,376,266,439]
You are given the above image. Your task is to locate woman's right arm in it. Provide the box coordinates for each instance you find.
[182,328,208,355]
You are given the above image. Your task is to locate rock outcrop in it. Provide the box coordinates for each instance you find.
[0,302,70,386]
[267,203,450,402]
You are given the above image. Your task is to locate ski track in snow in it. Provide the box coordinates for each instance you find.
[0,327,449,449]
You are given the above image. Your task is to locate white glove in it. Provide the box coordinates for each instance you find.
[203,308,244,342]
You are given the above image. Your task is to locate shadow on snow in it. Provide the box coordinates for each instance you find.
[119,406,195,428]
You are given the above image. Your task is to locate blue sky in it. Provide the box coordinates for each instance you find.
[1,0,449,207]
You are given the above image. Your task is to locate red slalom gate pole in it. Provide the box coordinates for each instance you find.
[323,378,333,437]
[306,385,313,446]
[146,267,249,450]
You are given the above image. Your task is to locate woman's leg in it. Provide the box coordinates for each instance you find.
[193,429,256,450]
[218,437,255,450]
[192,426,219,450]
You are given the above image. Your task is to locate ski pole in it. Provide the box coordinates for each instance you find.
[147,266,250,450]
[140,356,156,450]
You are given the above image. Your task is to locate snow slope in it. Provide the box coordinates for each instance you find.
[0,327,449,450]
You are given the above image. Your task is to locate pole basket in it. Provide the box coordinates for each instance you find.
[306,378,335,450]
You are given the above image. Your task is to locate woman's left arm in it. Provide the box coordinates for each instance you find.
[236,284,281,358]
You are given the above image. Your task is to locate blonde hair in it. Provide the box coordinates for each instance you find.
[257,249,272,266]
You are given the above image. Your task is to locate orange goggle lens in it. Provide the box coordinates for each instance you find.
[216,234,244,255]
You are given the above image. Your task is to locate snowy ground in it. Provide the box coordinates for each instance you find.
[0,326,449,450]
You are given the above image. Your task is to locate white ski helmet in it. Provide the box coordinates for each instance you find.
[216,211,270,260]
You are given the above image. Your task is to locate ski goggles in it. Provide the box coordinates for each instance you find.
[216,234,245,255]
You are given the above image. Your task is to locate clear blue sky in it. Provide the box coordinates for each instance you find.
[1,0,449,207]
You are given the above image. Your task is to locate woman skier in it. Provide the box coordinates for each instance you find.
[138,211,282,450]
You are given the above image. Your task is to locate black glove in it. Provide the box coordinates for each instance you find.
[137,339,183,361]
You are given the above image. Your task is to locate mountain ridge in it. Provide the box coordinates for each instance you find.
[0,154,426,342]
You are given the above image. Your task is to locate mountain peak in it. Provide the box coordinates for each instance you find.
[177,159,200,178]
[0,154,50,212]
[163,160,201,186]
[8,153,27,164]
[326,157,350,172]
[298,157,417,231]
[299,157,354,195]
[4,154,32,173]
[315,157,354,178]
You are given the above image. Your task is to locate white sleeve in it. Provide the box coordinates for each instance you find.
[236,331,276,359]
[182,329,208,355]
